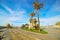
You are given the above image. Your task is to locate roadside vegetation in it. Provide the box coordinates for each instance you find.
[21,1,48,34]
[6,24,13,28]
[56,22,60,26]
[21,27,48,34]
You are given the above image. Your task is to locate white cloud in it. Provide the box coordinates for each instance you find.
[14,10,26,17]
[0,4,28,26]
[47,0,60,12]
[55,7,60,11]
[44,0,60,18]
[0,9,7,15]
[1,4,14,15]
[41,0,60,26]
[1,4,27,16]
[40,15,60,26]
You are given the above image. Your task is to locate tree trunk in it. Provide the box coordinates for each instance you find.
[36,10,40,31]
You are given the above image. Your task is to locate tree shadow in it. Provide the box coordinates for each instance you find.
[0,36,5,40]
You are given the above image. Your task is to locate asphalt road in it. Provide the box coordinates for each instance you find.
[0,28,40,40]
[44,27,60,40]
[0,27,60,40]
[0,28,11,40]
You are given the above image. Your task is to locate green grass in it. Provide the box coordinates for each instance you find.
[40,29,48,34]
[21,28,48,34]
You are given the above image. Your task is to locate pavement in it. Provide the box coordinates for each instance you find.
[0,27,60,40]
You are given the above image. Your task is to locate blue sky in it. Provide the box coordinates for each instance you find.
[0,0,60,26]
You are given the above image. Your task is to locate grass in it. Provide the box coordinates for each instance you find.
[40,29,48,34]
[21,28,48,34]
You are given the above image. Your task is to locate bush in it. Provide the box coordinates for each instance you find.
[40,29,48,34]
[21,28,48,34]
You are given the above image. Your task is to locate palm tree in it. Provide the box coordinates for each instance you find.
[6,23,11,28]
[21,24,25,28]
[29,12,35,29]
[33,0,43,31]
[30,12,35,18]
[30,12,35,23]
[33,18,37,29]
[29,12,34,24]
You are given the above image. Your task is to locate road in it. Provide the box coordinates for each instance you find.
[44,27,60,40]
[0,28,12,40]
[0,27,60,40]
[0,28,41,40]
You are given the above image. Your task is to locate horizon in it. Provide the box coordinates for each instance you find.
[0,0,60,26]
